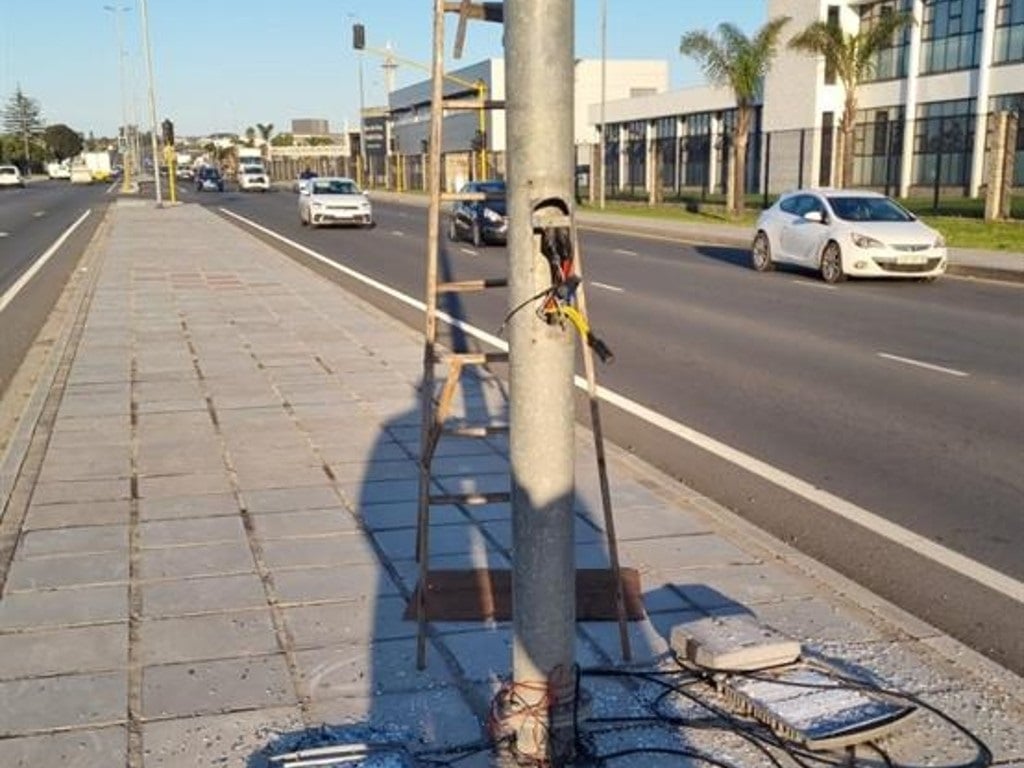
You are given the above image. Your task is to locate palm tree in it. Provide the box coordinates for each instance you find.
[256,122,274,163]
[789,10,913,188]
[680,17,790,216]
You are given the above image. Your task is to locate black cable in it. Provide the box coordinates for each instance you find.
[497,286,552,336]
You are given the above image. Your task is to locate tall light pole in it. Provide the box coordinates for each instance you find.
[104,4,131,191]
[599,0,607,209]
[137,0,162,205]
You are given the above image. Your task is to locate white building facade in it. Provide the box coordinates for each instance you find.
[388,58,669,157]
[590,0,1024,199]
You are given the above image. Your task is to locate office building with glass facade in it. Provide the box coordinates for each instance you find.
[590,0,1024,199]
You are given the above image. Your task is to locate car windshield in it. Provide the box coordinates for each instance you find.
[312,180,359,195]
[827,196,914,223]
[0,167,16,175]
[201,169,220,178]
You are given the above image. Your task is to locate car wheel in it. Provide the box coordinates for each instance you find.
[300,211,308,226]
[751,231,774,272]
[471,223,483,248]
[820,241,846,284]
[448,218,458,241]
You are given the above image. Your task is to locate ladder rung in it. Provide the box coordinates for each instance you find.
[443,423,509,437]
[437,351,509,365]
[443,99,506,111]
[442,191,503,203]
[531,213,572,228]
[437,278,508,294]
[430,492,511,506]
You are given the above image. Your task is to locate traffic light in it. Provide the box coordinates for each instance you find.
[161,118,175,145]
[352,23,365,50]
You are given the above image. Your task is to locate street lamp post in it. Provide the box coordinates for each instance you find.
[103,4,131,192]
[599,0,607,210]
[138,0,162,205]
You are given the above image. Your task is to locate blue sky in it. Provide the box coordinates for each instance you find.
[1,1,764,138]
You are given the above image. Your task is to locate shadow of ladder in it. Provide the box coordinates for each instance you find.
[413,0,631,670]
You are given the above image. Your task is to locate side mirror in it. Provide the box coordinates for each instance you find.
[804,210,824,223]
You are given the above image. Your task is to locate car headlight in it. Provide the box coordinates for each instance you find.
[311,201,324,209]
[934,234,946,248]
[851,232,885,249]
[483,207,503,223]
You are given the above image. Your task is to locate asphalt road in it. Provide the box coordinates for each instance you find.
[0,180,111,398]
[184,184,1024,672]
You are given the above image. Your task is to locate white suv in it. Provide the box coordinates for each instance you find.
[0,165,26,188]
[238,163,270,192]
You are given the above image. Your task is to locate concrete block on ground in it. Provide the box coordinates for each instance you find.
[0,726,127,768]
[0,670,126,736]
[0,584,127,629]
[142,573,268,617]
[140,609,280,665]
[0,623,127,680]
[282,596,413,649]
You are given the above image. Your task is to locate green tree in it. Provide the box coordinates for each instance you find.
[680,17,790,216]
[271,132,294,147]
[789,9,913,187]
[2,86,45,170]
[256,122,274,161]
[44,124,84,161]
[244,126,256,147]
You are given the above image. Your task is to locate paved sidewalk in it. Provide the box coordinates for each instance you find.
[0,200,1021,767]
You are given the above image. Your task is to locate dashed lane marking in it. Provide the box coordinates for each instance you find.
[216,207,1023,606]
[791,280,838,291]
[878,352,969,378]
[613,248,638,256]
[590,281,624,293]
[33,211,45,218]
[460,247,477,256]
[391,230,405,236]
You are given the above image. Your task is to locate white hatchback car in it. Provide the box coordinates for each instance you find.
[0,165,25,188]
[298,177,373,228]
[752,189,947,283]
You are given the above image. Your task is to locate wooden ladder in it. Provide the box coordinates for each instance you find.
[415,0,631,669]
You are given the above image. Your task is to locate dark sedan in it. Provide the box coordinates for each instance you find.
[448,180,507,247]
[195,167,224,192]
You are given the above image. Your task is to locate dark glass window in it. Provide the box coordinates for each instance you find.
[825,6,841,84]
[852,106,904,188]
[625,120,646,194]
[994,0,1024,63]
[913,99,975,186]
[654,117,677,192]
[682,112,712,189]
[859,1,912,81]
[920,0,984,74]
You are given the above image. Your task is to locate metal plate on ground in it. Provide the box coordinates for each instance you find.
[720,665,916,751]
[405,568,646,621]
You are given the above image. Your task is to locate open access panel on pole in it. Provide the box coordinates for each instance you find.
[412,0,641,670]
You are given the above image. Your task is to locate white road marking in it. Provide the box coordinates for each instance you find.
[791,280,837,291]
[105,180,120,194]
[0,209,92,315]
[590,281,624,293]
[33,211,45,218]
[613,248,638,256]
[460,247,477,256]
[0,232,8,238]
[878,352,969,378]
[217,208,1023,605]
[391,230,405,237]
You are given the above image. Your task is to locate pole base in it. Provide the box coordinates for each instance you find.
[489,674,590,766]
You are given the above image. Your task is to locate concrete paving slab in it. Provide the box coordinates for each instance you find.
[0,584,127,629]
[655,563,819,609]
[16,523,128,557]
[329,458,422,484]
[259,533,379,570]
[295,639,456,701]
[23,499,130,530]
[250,508,359,539]
[306,687,484,752]
[36,446,131,482]
[272,564,402,605]
[620,532,761,570]
[142,654,295,719]
[141,706,304,768]
[137,472,234,500]
[233,464,330,491]
[136,445,225,476]
[282,596,414,649]
[139,541,256,581]
[139,516,246,548]
[138,492,240,521]
[31,477,130,506]
[5,551,129,590]
[241,485,339,513]
[0,670,126,736]
[0,622,127,680]
[142,573,268,618]
[753,596,899,644]
[372,524,500,562]
[358,500,457,531]
[140,609,280,665]
[0,725,127,768]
